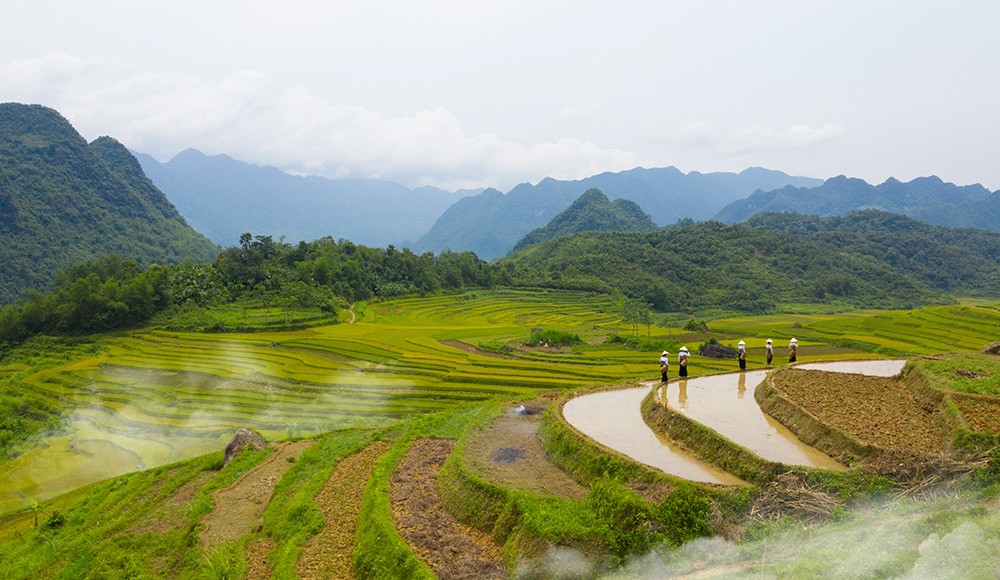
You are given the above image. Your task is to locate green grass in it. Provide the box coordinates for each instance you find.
[911,353,1000,397]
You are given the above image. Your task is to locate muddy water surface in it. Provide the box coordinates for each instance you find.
[653,371,844,470]
[563,388,747,486]
[564,362,910,481]
[795,359,907,377]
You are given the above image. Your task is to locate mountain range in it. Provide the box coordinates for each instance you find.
[0,103,218,304]
[714,175,1000,230]
[414,167,822,260]
[134,149,467,247]
[499,204,1000,314]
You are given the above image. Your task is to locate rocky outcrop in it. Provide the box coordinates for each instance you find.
[223,429,266,466]
[981,341,1000,356]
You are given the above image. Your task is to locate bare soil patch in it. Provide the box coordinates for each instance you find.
[200,440,315,551]
[772,370,947,455]
[297,441,391,580]
[245,538,276,580]
[465,396,587,500]
[952,394,1000,434]
[390,439,505,579]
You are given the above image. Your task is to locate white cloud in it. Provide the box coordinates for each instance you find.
[667,121,845,156]
[0,53,639,191]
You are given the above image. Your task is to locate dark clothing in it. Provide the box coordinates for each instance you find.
[678,361,688,377]
[661,367,669,383]
[766,352,773,365]
[738,349,746,370]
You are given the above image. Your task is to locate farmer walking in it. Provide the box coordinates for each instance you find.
[678,346,689,377]
[659,350,670,383]
[765,338,774,366]
[737,340,747,370]
[788,338,798,363]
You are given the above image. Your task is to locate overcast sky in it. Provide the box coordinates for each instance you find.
[2,1,998,192]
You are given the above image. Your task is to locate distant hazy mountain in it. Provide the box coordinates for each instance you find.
[415,166,821,260]
[714,175,999,230]
[135,149,466,247]
[0,103,218,304]
[511,188,657,252]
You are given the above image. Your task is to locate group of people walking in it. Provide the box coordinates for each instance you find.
[659,346,691,382]
[660,338,799,382]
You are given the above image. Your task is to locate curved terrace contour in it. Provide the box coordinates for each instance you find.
[563,360,907,483]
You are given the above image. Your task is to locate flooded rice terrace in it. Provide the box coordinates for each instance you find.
[564,360,907,483]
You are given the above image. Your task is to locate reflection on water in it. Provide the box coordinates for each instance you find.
[565,362,903,483]
[655,371,844,470]
[564,387,747,486]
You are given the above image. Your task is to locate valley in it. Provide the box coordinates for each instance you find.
[1,291,999,577]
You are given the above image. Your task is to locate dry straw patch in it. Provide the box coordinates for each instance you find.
[297,441,391,579]
[390,439,505,579]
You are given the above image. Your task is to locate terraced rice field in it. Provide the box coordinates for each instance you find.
[1,292,998,513]
[0,291,639,512]
[711,303,1000,357]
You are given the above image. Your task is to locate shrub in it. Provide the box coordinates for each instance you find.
[528,329,582,347]
[605,333,680,353]
[657,485,712,546]
[586,479,660,558]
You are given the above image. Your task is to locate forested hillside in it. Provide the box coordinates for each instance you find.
[415,166,821,260]
[0,103,218,304]
[715,175,998,230]
[501,222,950,313]
[746,210,1000,295]
[511,188,657,251]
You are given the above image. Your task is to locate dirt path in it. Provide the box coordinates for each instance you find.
[390,439,505,579]
[465,396,587,499]
[297,441,392,579]
[200,440,315,551]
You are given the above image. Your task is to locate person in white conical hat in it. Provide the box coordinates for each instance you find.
[765,338,774,366]
[659,350,670,383]
[678,346,689,377]
[737,340,747,370]
[788,338,798,364]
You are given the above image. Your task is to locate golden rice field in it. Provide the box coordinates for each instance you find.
[1,290,999,513]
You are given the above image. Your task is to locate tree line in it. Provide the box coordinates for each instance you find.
[0,234,499,350]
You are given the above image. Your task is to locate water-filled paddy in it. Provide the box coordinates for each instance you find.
[563,386,747,485]
[564,362,915,481]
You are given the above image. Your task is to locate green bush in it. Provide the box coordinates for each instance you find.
[658,484,712,545]
[586,479,659,559]
[606,333,679,353]
[528,329,582,347]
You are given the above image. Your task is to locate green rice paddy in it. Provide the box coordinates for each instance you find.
[2,291,999,514]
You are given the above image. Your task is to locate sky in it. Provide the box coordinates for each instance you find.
[2,0,998,192]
